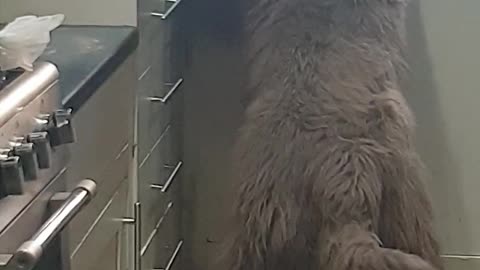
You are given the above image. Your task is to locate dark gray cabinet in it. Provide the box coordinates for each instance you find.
[135,0,186,269]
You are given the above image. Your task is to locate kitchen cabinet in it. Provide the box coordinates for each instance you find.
[64,54,136,270]
[134,1,187,270]
[0,1,186,269]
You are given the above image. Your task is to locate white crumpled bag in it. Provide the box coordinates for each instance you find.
[0,14,65,71]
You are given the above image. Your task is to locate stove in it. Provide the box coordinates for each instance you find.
[0,69,24,91]
[0,62,97,270]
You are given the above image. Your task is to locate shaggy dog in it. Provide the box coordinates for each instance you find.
[225,0,444,270]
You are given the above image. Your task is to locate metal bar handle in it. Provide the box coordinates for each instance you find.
[153,240,183,270]
[146,78,184,104]
[150,161,183,193]
[8,179,97,270]
[150,0,184,20]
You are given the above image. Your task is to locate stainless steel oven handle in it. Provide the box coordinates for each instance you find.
[8,179,97,270]
[150,161,183,193]
[146,78,184,104]
[150,0,184,20]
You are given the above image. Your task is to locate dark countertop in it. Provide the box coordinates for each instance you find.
[39,25,138,112]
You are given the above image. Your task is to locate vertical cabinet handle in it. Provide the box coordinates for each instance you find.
[147,78,183,104]
[150,161,183,193]
[150,0,184,20]
[7,179,97,270]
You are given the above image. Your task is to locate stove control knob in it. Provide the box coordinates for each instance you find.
[0,156,25,195]
[48,109,75,147]
[14,143,39,181]
[34,114,51,132]
[27,132,51,169]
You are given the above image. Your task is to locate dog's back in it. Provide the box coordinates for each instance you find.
[226,1,442,270]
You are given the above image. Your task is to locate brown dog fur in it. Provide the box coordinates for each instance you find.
[225,0,444,270]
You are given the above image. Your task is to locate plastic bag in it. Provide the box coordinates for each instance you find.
[0,14,65,71]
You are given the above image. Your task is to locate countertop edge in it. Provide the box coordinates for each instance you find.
[60,26,139,112]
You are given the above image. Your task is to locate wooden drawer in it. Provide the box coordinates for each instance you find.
[69,177,129,270]
[138,124,182,248]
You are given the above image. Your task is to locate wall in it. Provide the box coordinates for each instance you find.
[0,0,136,25]
[406,1,480,269]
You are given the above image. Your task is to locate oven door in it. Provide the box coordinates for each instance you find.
[0,168,97,270]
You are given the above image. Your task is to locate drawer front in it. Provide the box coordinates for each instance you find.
[87,233,121,270]
[137,0,172,73]
[70,177,129,270]
[137,71,171,161]
[67,56,135,189]
[65,57,134,255]
[138,124,182,247]
[141,201,183,270]
[137,67,183,161]
[137,31,170,99]
[67,143,130,253]
[137,26,170,78]
[137,29,173,92]
[152,202,183,269]
[137,0,185,77]
[139,128,170,246]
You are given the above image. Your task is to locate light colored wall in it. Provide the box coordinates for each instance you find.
[0,0,136,25]
[405,1,480,269]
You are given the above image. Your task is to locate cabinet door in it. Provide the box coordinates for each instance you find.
[69,178,129,270]
[89,233,122,270]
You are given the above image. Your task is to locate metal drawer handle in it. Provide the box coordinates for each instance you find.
[150,0,183,20]
[154,240,183,270]
[150,161,183,193]
[147,78,183,104]
[8,179,97,270]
